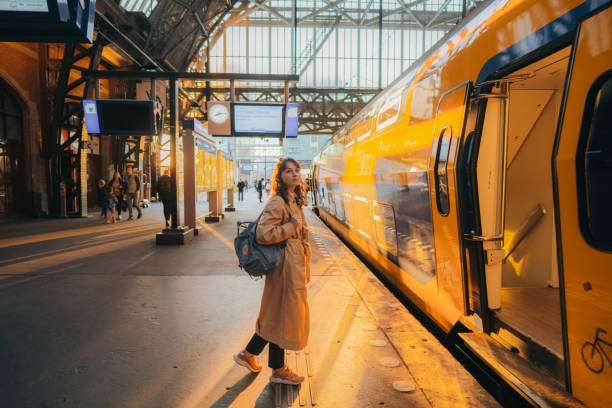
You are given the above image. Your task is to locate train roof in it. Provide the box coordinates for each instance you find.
[326,0,501,145]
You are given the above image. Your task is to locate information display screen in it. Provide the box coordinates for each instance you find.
[232,103,284,136]
[100,102,154,134]
[83,100,155,135]
[0,0,48,12]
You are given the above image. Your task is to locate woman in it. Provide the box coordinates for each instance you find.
[234,158,311,385]
[108,171,125,220]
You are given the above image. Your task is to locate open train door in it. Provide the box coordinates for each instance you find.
[428,82,472,319]
[554,4,612,406]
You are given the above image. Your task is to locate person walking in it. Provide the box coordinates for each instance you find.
[104,185,118,224]
[156,169,174,228]
[108,171,125,220]
[233,158,311,385]
[237,180,245,201]
[256,178,264,203]
[125,166,143,220]
[97,179,107,219]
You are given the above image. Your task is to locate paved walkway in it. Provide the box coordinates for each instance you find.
[0,191,499,407]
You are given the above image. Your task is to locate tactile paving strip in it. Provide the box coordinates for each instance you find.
[273,348,317,408]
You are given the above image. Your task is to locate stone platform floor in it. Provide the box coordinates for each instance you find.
[0,191,499,408]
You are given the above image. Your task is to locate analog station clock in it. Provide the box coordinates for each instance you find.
[209,103,229,124]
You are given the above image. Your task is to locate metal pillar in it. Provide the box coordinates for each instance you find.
[50,40,105,217]
[169,78,180,229]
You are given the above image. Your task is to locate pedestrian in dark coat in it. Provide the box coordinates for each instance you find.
[156,169,174,227]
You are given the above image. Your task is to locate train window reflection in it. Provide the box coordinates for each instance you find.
[334,192,345,220]
[343,193,354,228]
[372,201,398,256]
[435,126,452,215]
[377,93,402,130]
[580,74,612,250]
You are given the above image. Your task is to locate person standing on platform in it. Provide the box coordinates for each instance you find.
[237,180,245,201]
[156,169,174,228]
[256,178,265,203]
[108,171,125,221]
[125,166,143,220]
[233,158,311,385]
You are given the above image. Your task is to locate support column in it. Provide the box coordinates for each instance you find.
[169,78,180,229]
[216,149,223,217]
[183,128,198,231]
[156,78,194,245]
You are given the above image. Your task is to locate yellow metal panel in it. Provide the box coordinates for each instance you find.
[555,6,612,406]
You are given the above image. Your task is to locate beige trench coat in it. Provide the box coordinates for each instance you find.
[255,193,311,350]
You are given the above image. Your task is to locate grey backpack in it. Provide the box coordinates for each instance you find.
[234,214,286,278]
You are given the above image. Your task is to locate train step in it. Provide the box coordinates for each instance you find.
[458,332,583,408]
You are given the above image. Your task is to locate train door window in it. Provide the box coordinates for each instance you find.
[434,126,452,215]
[328,190,336,215]
[354,196,373,241]
[343,193,354,227]
[334,191,345,220]
[579,74,612,250]
[372,201,398,256]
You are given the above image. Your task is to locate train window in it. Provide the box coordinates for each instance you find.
[328,191,336,215]
[578,73,612,251]
[372,201,398,256]
[334,191,345,220]
[357,116,373,142]
[354,196,373,241]
[343,193,354,228]
[377,92,402,131]
[434,127,452,215]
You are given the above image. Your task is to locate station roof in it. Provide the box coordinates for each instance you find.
[95,0,245,71]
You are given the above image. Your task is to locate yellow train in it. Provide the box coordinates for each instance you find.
[311,0,612,405]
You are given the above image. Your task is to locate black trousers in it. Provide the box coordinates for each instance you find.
[161,199,175,225]
[115,195,124,216]
[245,333,284,369]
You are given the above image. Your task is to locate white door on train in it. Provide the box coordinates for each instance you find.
[554,5,612,406]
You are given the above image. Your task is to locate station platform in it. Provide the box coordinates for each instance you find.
[0,191,499,408]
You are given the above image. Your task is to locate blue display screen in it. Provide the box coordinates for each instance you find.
[285,103,299,137]
[83,99,100,134]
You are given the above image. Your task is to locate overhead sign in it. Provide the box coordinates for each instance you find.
[83,100,100,134]
[206,101,231,136]
[285,103,299,137]
[83,99,156,135]
[0,0,48,12]
[0,0,96,42]
[233,103,284,136]
[206,102,300,138]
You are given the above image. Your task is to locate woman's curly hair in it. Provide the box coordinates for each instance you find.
[270,157,306,207]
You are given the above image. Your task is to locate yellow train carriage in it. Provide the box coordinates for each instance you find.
[312,0,612,406]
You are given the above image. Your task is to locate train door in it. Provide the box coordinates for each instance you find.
[428,82,471,316]
[555,6,612,406]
